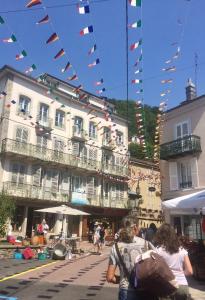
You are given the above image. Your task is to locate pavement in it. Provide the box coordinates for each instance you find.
[0,242,204,300]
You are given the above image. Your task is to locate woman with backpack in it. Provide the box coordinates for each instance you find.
[154,223,193,300]
[106,215,157,300]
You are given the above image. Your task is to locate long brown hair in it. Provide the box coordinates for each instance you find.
[154,223,180,254]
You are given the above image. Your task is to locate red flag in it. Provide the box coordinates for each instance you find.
[67,74,78,81]
[26,0,42,8]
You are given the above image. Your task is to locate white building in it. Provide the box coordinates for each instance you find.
[0,65,129,238]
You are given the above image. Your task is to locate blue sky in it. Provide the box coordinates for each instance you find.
[0,0,204,109]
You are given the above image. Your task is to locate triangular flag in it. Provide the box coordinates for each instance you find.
[128,20,141,28]
[67,74,78,81]
[16,50,27,61]
[61,62,72,73]
[136,89,143,94]
[134,68,142,74]
[96,88,106,94]
[161,79,173,84]
[26,0,42,8]
[95,79,104,86]
[88,58,100,68]
[25,64,37,74]
[88,44,97,55]
[36,15,49,25]
[77,4,90,14]
[46,33,59,44]
[0,16,5,24]
[73,85,83,93]
[130,39,142,51]
[134,54,143,66]
[3,34,17,43]
[129,0,141,7]
[54,49,65,59]
[80,26,93,36]
[162,66,176,72]
[132,79,142,84]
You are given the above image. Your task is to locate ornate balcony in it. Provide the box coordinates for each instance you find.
[102,163,129,177]
[1,139,99,173]
[72,126,87,141]
[3,181,69,202]
[160,135,201,160]
[102,139,116,150]
[36,115,53,132]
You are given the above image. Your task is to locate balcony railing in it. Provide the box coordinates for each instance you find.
[1,139,99,172]
[160,135,201,160]
[103,196,128,208]
[102,139,115,149]
[102,163,129,177]
[3,182,69,202]
[72,126,87,140]
[36,115,53,130]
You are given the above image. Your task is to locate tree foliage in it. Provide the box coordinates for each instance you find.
[0,193,15,237]
[110,99,158,159]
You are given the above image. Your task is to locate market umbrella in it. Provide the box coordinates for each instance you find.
[35,205,90,236]
[162,189,205,213]
[35,205,90,215]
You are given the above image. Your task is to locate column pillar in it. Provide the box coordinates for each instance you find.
[79,216,83,241]
[21,206,28,237]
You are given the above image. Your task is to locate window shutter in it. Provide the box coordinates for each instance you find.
[72,142,79,156]
[11,163,18,182]
[45,170,52,189]
[169,162,179,191]
[19,165,26,184]
[61,172,70,191]
[54,139,64,152]
[191,157,199,188]
[87,177,94,195]
[51,171,59,192]
[32,166,41,186]
[16,128,28,143]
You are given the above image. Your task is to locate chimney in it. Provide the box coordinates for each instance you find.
[186,78,196,101]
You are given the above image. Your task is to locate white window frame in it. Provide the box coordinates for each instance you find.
[39,103,49,123]
[55,110,65,128]
[175,120,190,139]
[89,121,97,139]
[116,131,124,145]
[18,95,31,115]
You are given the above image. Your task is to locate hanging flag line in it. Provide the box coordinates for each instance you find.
[0,14,37,74]
[154,0,192,165]
[77,0,106,95]
[128,0,149,158]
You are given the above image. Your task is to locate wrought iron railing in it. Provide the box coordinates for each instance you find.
[160,135,201,160]
[72,126,87,140]
[3,182,69,202]
[36,115,53,129]
[102,163,129,177]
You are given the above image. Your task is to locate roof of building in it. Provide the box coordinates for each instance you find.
[129,157,159,171]
[166,94,205,114]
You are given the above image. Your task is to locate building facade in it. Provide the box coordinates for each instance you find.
[128,158,162,229]
[160,80,204,239]
[0,65,129,238]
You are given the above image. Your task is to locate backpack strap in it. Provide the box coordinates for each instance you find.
[114,243,130,279]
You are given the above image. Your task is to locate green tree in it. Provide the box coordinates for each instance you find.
[0,193,15,237]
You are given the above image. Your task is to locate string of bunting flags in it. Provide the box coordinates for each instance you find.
[153,0,192,166]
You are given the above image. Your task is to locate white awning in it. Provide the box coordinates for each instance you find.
[35,205,90,216]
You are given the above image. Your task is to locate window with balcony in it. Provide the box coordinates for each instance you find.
[175,121,190,139]
[32,165,42,186]
[60,171,70,192]
[19,95,31,115]
[37,135,48,156]
[102,151,114,168]
[55,110,65,128]
[39,103,49,124]
[169,158,198,191]
[87,176,98,196]
[16,127,28,143]
[89,122,97,139]
[53,139,64,156]
[72,176,86,193]
[74,116,83,135]
[45,169,59,192]
[103,127,111,145]
[11,163,26,185]
[116,131,123,145]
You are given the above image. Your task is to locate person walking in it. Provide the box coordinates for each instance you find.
[106,215,157,300]
[93,222,101,254]
[154,223,193,300]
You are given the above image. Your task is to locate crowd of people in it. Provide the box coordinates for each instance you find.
[106,215,193,300]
